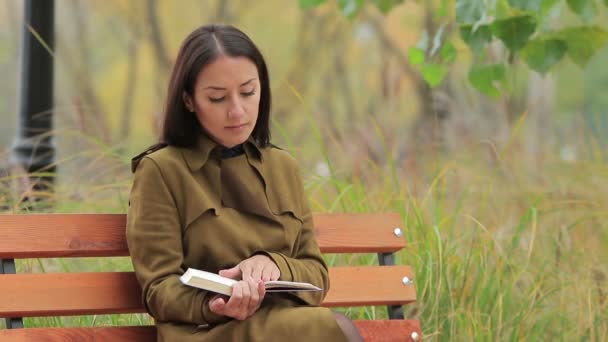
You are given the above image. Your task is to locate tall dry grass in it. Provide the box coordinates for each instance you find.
[1,117,606,340]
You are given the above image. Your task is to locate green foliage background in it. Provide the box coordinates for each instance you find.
[0,0,607,340]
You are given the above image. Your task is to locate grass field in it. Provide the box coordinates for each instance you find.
[1,125,606,341]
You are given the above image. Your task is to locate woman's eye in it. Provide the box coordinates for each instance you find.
[242,90,255,97]
[209,97,225,103]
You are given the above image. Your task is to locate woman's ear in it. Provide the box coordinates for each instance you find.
[182,92,194,112]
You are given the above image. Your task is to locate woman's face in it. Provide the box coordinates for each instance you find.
[184,56,261,148]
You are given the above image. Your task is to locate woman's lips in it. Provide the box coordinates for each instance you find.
[225,123,248,130]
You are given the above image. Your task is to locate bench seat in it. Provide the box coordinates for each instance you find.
[0,213,422,341]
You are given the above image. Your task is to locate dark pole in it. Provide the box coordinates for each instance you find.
[10,0,56,192]
[4,0,55,328]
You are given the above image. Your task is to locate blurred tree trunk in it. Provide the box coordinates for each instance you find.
[116,2,147,147]
[63,0,110,143]
[119,30,139,146]
[333,28,357,140]
[410,3,445,150]
[319,20,354,146]
[272,10,333,143]
[525,72,554,166]
[146,0,171,129]
[146,0,171,72]
[215,0,235,22]
[364,8,434,173]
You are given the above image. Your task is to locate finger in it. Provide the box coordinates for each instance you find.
[251,281,265,314]
[247,277,259,314]
[261,264,276,282]
[251,262,264,281]
[240,262,253,281]
[238,281,251,320]
[270,268,281,281]
[226,282,244,317]
[209,297,226,315]
[219,265,241,280]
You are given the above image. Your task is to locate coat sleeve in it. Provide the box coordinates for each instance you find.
[257,162,330,306]
[126,157,230,325]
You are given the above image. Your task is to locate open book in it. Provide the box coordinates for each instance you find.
[180,268,322,296]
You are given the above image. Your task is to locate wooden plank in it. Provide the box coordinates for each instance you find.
[0,213,406,258]
[356,320,422,341]
[324,266,416,307]
[314,213,406,253]
[0,266,416,317]
[0,272,145,317]
[0,326,156,342]
[0,214,128,258]
[0,320,422,342]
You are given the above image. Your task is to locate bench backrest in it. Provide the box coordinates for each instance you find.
[0,213,418,337]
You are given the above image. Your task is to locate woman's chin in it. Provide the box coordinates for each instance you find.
[221,134,249,148]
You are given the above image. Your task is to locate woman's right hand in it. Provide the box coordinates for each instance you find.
[208,277,266,320]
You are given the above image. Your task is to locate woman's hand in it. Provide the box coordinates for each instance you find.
[208,278,265,320]
[208,254,279,320]
[219,254,280,282]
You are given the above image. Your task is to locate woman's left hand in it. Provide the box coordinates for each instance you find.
[208,278,265,320]
[219,254,280,282]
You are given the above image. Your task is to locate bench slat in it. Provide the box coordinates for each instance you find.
[0,266,415,317]
[0,213,405,258]
[0,214,127,258]
[324,266,416,307]
[0,320,422,342]
[313,213,405,253]
[0,326,156,342]
[0,272,143,317]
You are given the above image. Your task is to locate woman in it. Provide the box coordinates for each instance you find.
[126,24,362,341]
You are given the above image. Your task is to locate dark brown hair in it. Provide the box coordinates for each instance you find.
[161,24,271,148]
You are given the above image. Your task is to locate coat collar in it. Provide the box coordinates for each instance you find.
[182,133,263,172]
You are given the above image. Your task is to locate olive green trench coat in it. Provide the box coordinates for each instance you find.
[126,133,347,341]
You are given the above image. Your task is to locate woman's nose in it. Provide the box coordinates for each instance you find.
[227,99,245,119]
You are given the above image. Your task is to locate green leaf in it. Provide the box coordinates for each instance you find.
[558,26,608,67]
[460,24,492,53]
[456,0,486,24]
[437,0,449,18]
[605,0,608,7]
[508,0,543,12]
[372,0,404,13]
[468,64,506,97]
[491,15,537,52]
[299,0,326,9]
[408,47,426,65]
[339,0,364,18]
[541,0,561,13]
[495,0,512,19]
[421,63,449,87]
[566,0,596,21]
[522,38,567,74]
[440,41,457,63]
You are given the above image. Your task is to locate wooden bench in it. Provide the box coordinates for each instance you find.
[0,213,422,341]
